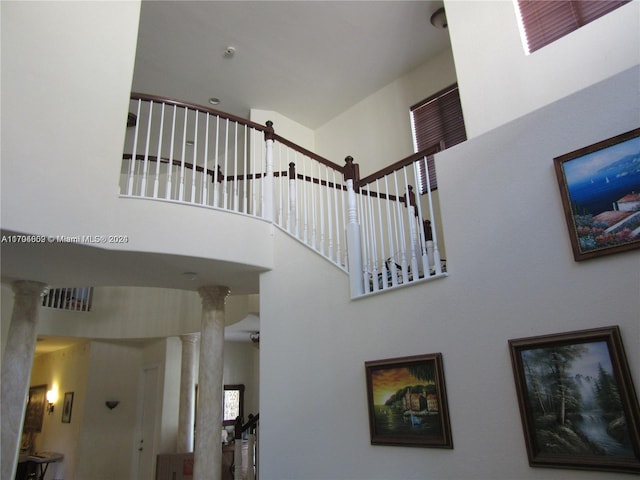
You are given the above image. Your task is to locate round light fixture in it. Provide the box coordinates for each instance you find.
[223,46,236,58]
[208,97,221,106]
[430,7,447,29]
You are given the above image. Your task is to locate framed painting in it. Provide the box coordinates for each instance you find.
[553,128,640,261]
[365,353,453,448]
[509,326,640,473]
[62,392,74,423]
[23,384,47,433]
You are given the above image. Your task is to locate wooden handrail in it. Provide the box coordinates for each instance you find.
[234,413,259,439]
[131,92,268,132]
[272,133,344,172]
[357,143,442,188]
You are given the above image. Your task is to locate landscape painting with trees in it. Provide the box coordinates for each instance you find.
[510,327,640,473]
[365,353,452,448]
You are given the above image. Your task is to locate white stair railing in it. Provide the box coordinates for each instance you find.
[121,94,447,298]
[350,145,447,295]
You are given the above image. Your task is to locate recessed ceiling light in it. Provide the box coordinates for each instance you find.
[208,97,221,106]
[223,46,236,58]
[186,140,194,147]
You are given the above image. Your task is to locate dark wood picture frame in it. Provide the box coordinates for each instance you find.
[509,326,640,474]
[62,392,74,423]
[365,353,453,448]
[553,128,640,261]
[23,384,47,433]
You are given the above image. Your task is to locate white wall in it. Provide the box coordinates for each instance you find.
[314,48,458,176]
[29,342,91,480]
[259,67,640,480]
[251,109,316,152]
[1,1,273,276]
[74,341,143,480]
[446,0,640,138]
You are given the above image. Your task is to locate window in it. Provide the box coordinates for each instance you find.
[410,84,466,193]
[223,384,245,426]
[515,0,630,54]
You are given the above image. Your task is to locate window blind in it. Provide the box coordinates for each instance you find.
[410,84,466,192]
[517,0,630,54]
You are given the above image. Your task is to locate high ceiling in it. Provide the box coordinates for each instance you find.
[3,1,451,350]
[132,0,451,129]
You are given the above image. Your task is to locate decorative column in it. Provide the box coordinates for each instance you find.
[344,156,363,297]
[177,334,199,453]
[193,286,230,480]
[1,280,48,480]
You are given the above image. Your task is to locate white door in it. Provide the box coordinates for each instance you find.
[137,366,160,480]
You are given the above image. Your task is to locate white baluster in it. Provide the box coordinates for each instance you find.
[325,166,334,262]
[277,143,283,226]
[153,103,165,199]
[412,158,430,275]
[403,167,419,280]
[374,179,389,289]
[126,100,142,196]
[223,118,229,210]
[233,121,239,212]
[332,169,341,265]
[392,170,408,283]
[178,107,188,202]
[213,116,220,208]
[201,113,210,205]
[242,125,248,214]
[422,154,442,275]
[190,111,198,203]
[366,187,379,292]
[288,160,297,235]
[302,154,308,242]
[141,100,153,196]
[166,105,176,200]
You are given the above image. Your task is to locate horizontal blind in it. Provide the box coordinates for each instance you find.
[517,0,630,53]
[410,84,466,192]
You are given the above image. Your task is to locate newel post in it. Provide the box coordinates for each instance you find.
[344,156,364,297]
[263,121,275,222]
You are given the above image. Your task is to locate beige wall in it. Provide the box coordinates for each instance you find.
[259,66,640,480]
[314,48,458,176]
[446,0,640,138]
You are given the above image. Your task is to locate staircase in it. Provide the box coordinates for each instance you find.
[121,93,448,299]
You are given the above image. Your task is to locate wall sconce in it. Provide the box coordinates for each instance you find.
[46,388,58,414]
[105,400,120,410]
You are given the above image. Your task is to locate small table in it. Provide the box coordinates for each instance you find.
[17,452,63,480]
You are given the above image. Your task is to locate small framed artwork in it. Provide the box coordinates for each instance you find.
[553,128,640,261]
[509,326,640,473]
[62,392,74,423]
[365,353,453,448]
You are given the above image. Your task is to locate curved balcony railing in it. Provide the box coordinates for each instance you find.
[121,93,447,297]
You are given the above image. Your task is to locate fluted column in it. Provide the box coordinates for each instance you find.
[1,280,48,480]
[193,286,230,480]
[177,334,199,453]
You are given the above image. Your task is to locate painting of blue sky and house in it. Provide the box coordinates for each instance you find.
[554,128,640,260]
